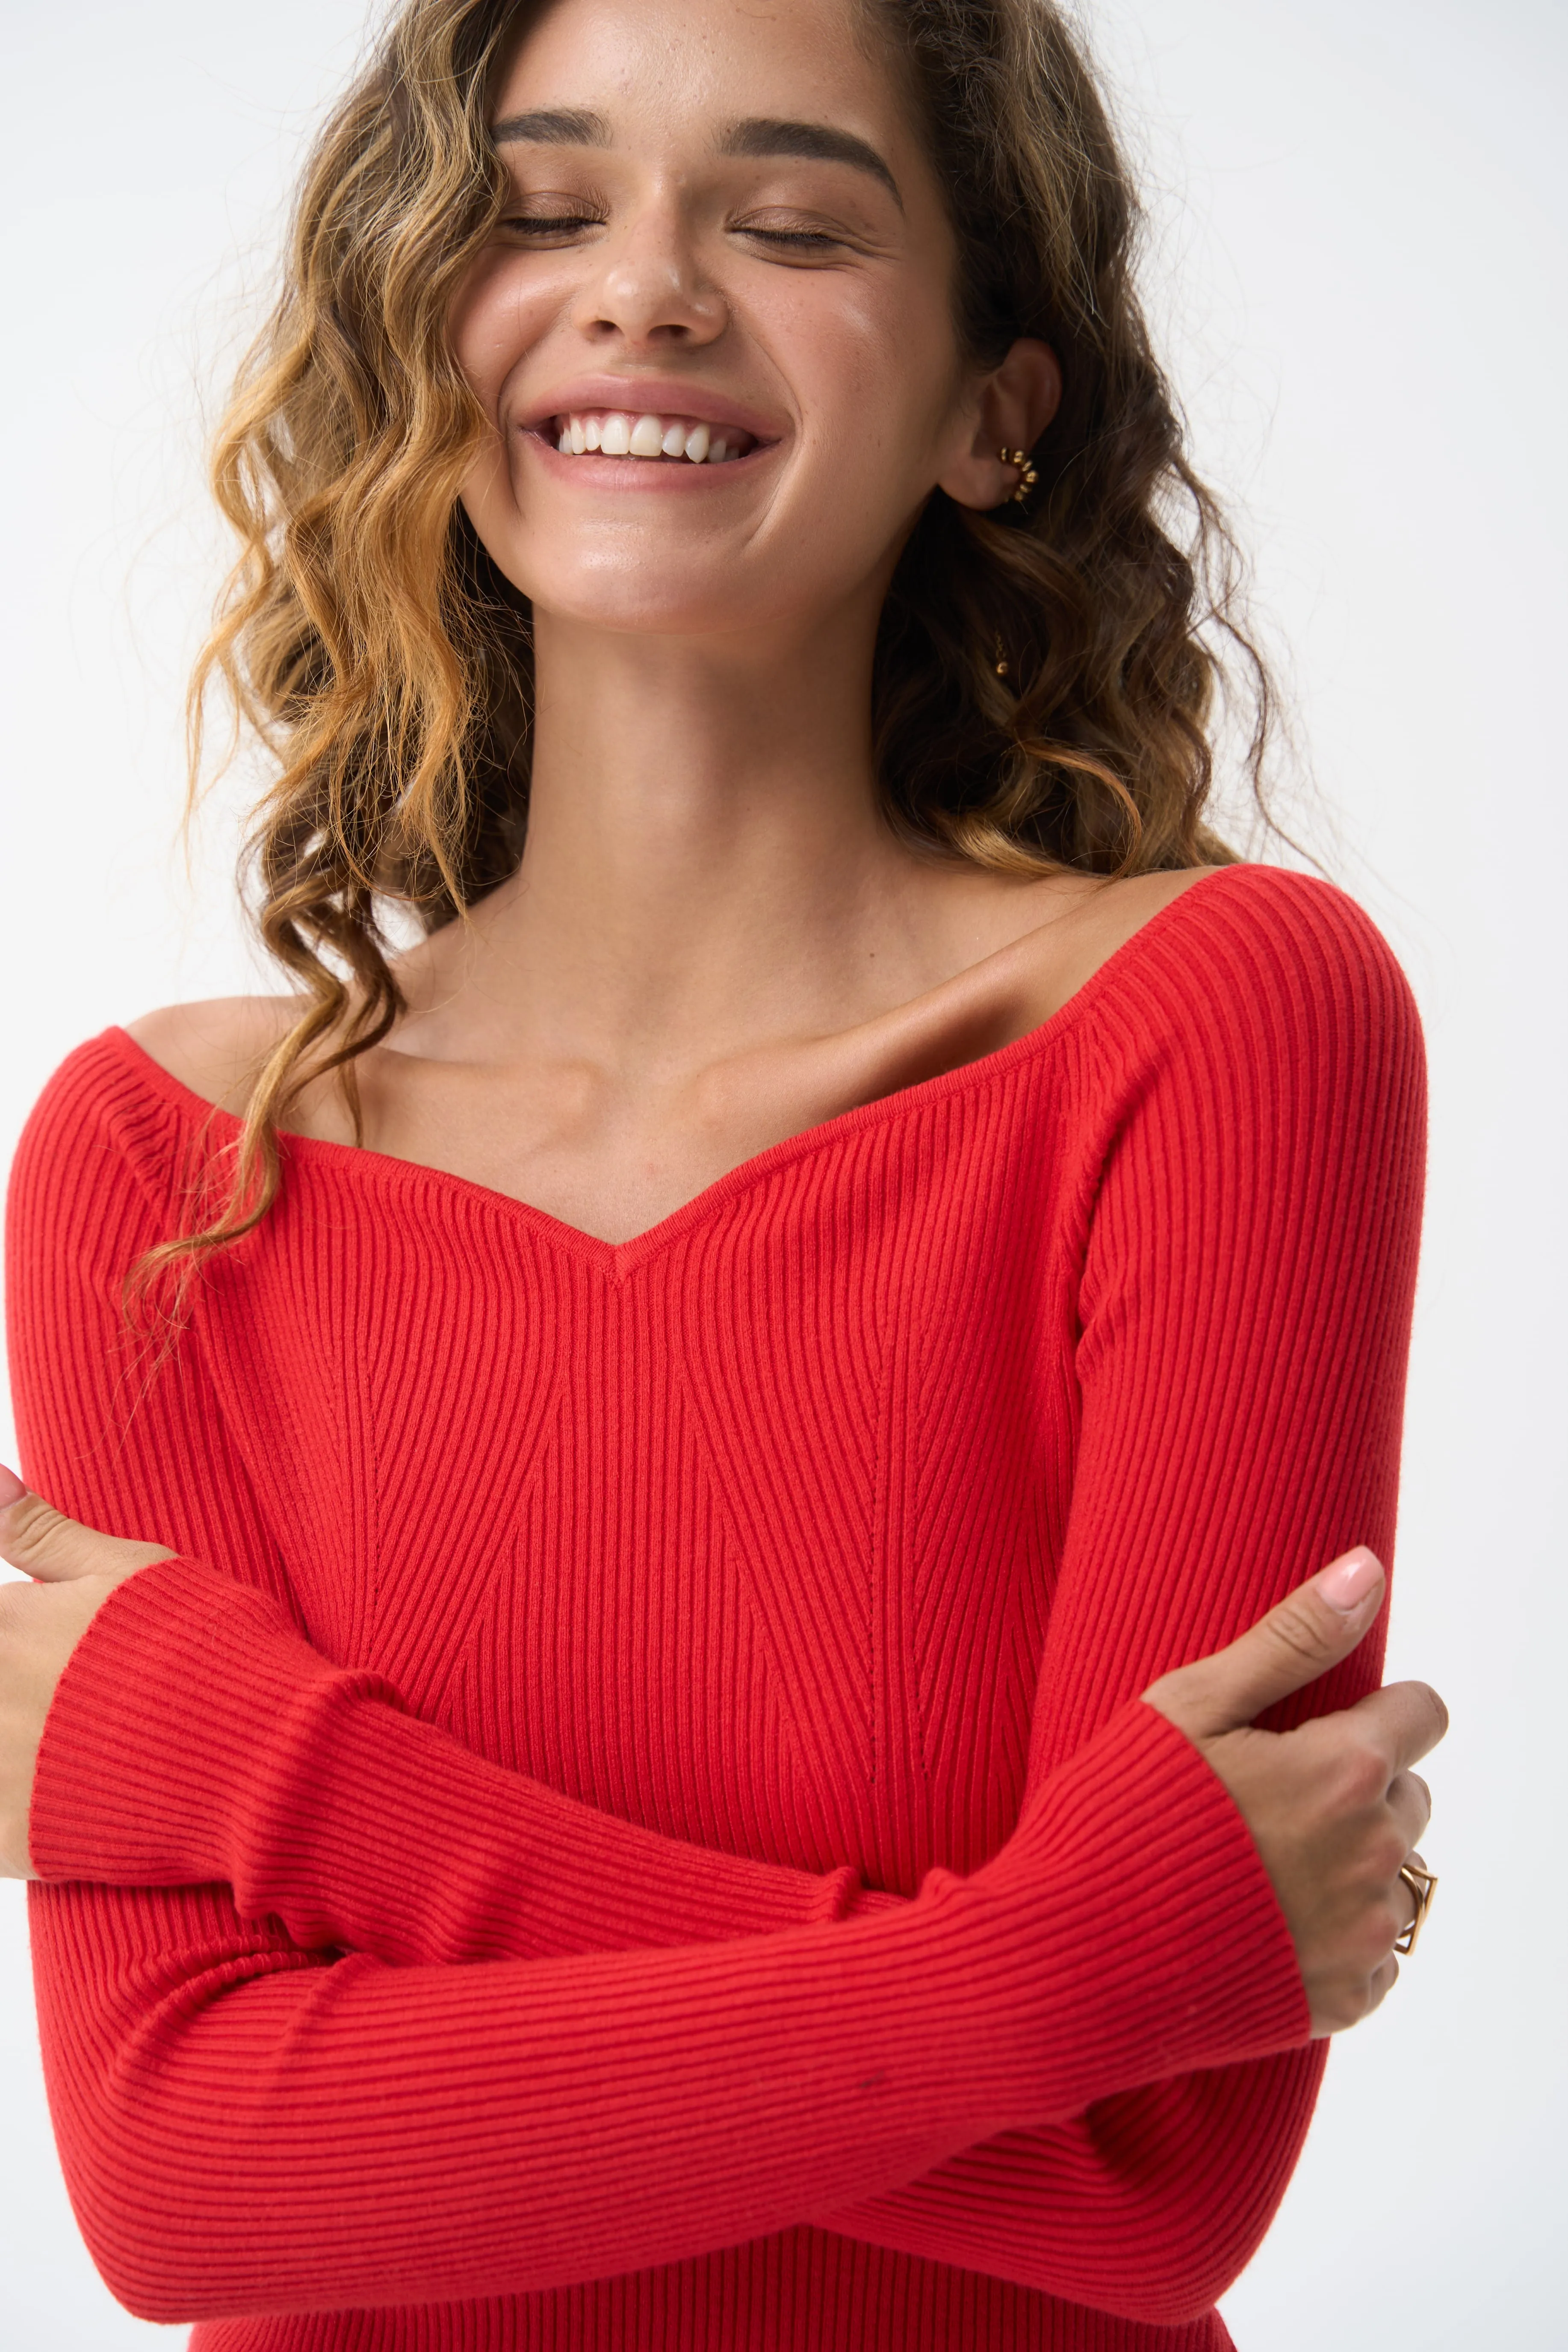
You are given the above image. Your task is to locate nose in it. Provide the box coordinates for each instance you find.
[570,193,726,352]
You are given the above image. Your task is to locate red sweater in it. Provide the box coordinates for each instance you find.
[8,865,1426,2352]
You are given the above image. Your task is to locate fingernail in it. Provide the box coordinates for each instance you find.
[0,1464,27,1510]
[1316,1549,1383,1615]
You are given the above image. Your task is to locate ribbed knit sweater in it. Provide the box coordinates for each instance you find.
[7,865,1426,2352]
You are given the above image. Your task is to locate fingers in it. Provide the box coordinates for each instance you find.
[1362,1950,1400,2021]
[1347,1679,1450,1774]
[0,1468,176,1586]
[1388,1770,1431,1851]
[1311,1938,1404,2036]
[1144,1549,1386,1741]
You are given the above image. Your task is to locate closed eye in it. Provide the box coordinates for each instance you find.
[497,207,865,256]
[501,213,605,239]
[741,227,846,251]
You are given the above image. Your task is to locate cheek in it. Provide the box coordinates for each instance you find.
[449,254,554,415]
[757,268,964,473]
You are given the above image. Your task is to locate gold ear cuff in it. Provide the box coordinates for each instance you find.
[999,446,1038,505]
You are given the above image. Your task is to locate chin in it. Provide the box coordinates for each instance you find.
[523,558,805,645]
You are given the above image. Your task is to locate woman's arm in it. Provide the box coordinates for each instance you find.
[27,1552,882,1958]
[6,1532,1404,2325]
[25,1727,1290,2324]
[8,871,1428,2321]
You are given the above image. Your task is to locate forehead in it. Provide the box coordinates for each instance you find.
[493,0,907,154]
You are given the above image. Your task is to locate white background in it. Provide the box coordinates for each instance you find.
[1,3,1562,2345]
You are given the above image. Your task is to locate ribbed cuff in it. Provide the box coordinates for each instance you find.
[956,1697,1312,2117]
[30,1557,388,1887]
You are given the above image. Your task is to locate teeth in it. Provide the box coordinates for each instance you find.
[552,411,753,466]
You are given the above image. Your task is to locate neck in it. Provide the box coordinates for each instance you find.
[408,599,939,1076]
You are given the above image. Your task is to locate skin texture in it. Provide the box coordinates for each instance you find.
[0,0,1447,2039]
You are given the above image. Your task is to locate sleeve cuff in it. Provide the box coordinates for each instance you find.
[29,1556,396,1888]
[955,1696,1313,2115]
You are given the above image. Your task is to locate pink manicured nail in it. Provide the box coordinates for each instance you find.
[1316,1549,1383,1614]
[0,1464,27,1510]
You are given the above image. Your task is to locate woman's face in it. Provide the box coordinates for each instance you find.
[452,0,1027,643]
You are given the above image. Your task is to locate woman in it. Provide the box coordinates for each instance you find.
[0,0,1444,2345]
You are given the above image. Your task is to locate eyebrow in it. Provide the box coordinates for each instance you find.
[489,106,902,209]
[717,118,903,207]
[490,107,611,148]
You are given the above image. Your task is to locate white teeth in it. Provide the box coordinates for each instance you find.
[551,411,752,464]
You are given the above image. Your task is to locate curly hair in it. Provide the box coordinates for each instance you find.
[151,0,1273,1289]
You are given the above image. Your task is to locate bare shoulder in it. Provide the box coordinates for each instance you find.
[124,995,308,1116]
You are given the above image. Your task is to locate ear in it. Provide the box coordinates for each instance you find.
[938,338,1062,512]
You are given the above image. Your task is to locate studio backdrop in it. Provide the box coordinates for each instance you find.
[1,3,1561,2346]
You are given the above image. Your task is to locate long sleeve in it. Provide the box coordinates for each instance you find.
[31,1554,884,1959]
[11,867,1424,2329]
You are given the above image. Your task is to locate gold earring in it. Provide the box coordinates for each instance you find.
[999,446,1038,505]
[993,634,1010,679]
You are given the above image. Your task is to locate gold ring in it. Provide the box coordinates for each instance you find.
[1394,1859,1438,1956]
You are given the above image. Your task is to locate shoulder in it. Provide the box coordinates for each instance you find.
[9,997,304,1241]
[1048,865,1427,1194]
[1109,863,1424,1063]
[1066,868,1429,1318]
[124,996,307,1117]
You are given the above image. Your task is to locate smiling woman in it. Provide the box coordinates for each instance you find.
[142,0,1271,1268]
[0,1,1443,2349]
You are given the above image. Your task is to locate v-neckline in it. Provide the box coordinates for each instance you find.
[108,866,1235,1279]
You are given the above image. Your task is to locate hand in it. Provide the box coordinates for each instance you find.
[0,1465,176,1879]
[1143,1549,1446,2037]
